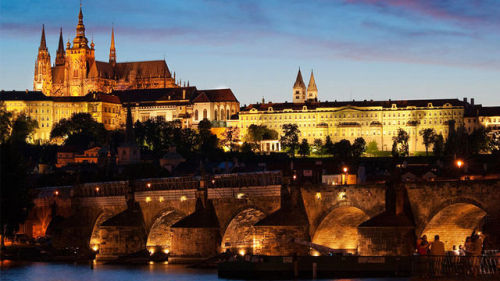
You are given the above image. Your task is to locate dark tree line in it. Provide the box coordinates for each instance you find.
[49,113,222,159]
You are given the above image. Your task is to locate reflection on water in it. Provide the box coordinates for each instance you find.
[0,261,411,281]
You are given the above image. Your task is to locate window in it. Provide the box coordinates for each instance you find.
[203,109,207,119]
[214,109,218,121]
[194,110,199,121]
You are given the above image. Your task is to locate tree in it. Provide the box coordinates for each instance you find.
[198,118,220,157]
[176,128,200,156]
[489,131,500,154]
[365,140,379,156]
[0,103,12,143]
[246,124,278,151]
[333,139,352,160]
[392,128,409,157]
[432,134,444,157]
[469,127,490,155]
[323,136,334,155]
[240,142,254,154]
[50,113,106,147]
[280,124,300,157]
[312,139,324,155]
[419,128,436,156]
[9,114,38,144]
[298,138,310,157]
[352,137,366,158]
[221,126,240,152]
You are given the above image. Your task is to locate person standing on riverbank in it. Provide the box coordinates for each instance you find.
[429,235,445,276]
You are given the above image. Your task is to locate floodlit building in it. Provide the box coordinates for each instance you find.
[238,69,497,153]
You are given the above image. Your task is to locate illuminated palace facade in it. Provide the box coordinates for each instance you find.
[238,69,500,152]
[0,7,239,142]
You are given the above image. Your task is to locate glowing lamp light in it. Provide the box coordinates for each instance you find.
[238,249,246,256]
[148,247,155,255]
[338,191,347,200]
[163,261,169,265]
[311,250,320,256]
[95,187,100,192]
[149,261,154,265]
[343,167,348,173]
[212,179,216,184]
[147,183,151,188]
[163,249,170,254]
[315,192,322,200]
[158,196,164,203]
[54,190,59,196]
[145,196,152,203]
[293,174,297,180]
[456,160,463,169]
[237,193,245,199]
[180,195,187,202]
[91,245,99,252]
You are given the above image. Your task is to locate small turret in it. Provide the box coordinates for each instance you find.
[307,70,318,101]
[292,68,306,103]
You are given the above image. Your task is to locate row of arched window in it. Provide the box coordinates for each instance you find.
[194,106,237,121]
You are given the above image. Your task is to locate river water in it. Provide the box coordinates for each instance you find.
[0,261,412,281]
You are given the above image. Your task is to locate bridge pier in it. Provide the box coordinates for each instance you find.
[169,188,221,260]
[96,201,146,260]
[357,183,416,256]
[253,183,310,256]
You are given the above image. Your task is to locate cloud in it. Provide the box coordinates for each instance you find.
[344,0,500,28]
[361,20,477,39]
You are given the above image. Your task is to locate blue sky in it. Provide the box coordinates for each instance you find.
[1,0,500,105]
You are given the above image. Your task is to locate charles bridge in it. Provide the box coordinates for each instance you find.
[26,171,500,260]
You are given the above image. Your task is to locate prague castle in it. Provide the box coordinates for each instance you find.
[1,6,239,141]
[1,6,499,152]
[34,7,176,97]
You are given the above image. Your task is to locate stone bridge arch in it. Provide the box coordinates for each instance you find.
[311,202,373,253]
[220,206,267,254]
[89,211,117,250]
[146,207,186,252]
[418,198,488,251]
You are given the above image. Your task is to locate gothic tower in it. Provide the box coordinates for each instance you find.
[55,28,65,66]
[307,70,318,102]
[292,68,306,103]
[34,25,52,94]
[64,5,95,96]
[109,26,116,65]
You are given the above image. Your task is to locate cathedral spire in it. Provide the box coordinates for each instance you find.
[73,4,88,48]
[293,68,305,89]
[307,70,318,101]
[293,68,306,103]
[109,26,116,64]
[39,24,47,51]
[307,70,317,92]
[55,28,65,66]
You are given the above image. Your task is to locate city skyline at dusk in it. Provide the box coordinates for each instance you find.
[1,0,500,105]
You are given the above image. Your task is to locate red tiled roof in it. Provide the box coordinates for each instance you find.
[194,89,238,103]
[243,98,467,112]
[479,106,500,117]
